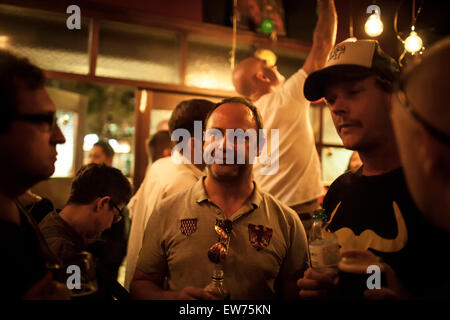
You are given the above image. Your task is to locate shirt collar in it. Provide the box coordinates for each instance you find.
[193,176,263,209]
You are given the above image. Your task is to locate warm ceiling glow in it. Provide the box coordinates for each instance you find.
[0,35,9,48]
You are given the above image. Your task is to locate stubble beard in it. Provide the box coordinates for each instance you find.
[207,163,246,183]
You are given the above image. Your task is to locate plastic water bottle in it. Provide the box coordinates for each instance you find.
[308,209,341,272]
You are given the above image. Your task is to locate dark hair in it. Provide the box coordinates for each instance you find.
[148,130,171,162]
[168,99,216,136]
[0,50,45,132]
[94,140,115,159]
[374,75,395,93]
[68,163,132,206]
[205,96,264,134]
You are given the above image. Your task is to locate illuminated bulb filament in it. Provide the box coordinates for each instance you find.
[404,31,423,54]
[365,14,383,37]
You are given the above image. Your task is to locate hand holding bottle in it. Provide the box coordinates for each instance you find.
[297,267,339,299]
[298,209,341,299]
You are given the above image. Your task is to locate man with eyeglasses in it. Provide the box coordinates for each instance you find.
[0,50,68,299]
[297,39,450,299]
[39,163,132,299]
[130,97,308,300]
[391,37,450,234]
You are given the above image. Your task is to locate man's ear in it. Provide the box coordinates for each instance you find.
[95,196,111,212]
[256,134,266,157]
[255,71,271,84]
[162,148,172,158]
[105,157,113,167]
[189,136,196,150]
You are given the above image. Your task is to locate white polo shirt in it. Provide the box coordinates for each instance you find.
[124,155,204,289]
[253,69,324,207]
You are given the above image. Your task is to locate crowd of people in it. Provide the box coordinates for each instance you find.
[1,0,449,300]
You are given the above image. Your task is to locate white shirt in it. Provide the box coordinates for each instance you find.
[253,69,324,207]
[124,156,204,289]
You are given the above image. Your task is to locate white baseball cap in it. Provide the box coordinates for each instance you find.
[304,39,400,101]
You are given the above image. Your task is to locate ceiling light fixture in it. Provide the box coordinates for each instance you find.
[365,5,383,37]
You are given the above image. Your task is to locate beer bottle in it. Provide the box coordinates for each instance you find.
[308,209,341,272]
[204,267,230,300]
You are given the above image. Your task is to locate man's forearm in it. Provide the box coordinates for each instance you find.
[314,0,337,47]
[303,0,337,74]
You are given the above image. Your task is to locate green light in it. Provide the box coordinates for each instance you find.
[260,18,274,34]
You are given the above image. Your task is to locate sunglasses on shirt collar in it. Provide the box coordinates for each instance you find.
[208,219,233,264]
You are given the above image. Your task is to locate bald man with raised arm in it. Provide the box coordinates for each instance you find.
[232,0,337,230]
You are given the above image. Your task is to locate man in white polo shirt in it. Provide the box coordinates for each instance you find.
[231,0,337,231]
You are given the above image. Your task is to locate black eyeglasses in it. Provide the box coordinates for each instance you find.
[109,199,123,224]
[395,81,450,146]
[208,219,232,264]
[12,113,57,132]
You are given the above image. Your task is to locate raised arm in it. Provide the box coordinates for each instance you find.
[302,0,337,75]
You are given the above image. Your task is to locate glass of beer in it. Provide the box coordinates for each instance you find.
[337,250,386,299]
[48,251,98,299]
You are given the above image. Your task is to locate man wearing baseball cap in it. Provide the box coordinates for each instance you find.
[297,39,450,299]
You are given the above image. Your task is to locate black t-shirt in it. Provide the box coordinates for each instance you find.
[0,208,47,299]
[323,167,450,298]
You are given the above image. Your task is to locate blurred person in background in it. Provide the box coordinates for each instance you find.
[89,139,115,167]
[124,99,215,290]
[147,130,171,163]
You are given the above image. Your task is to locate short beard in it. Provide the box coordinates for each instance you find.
[207,164,246,183]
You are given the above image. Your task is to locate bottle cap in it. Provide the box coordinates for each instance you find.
[212,268,224,280]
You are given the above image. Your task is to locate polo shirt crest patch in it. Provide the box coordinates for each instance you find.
[180,218,198,236]
[248,224,273,250]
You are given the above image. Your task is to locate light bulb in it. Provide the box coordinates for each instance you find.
[254,49,277,67]
[404,30,423,54]
[0,35,9,48]
[365,13,383,37]
[342,37,358,43]
[139,89,147,113]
